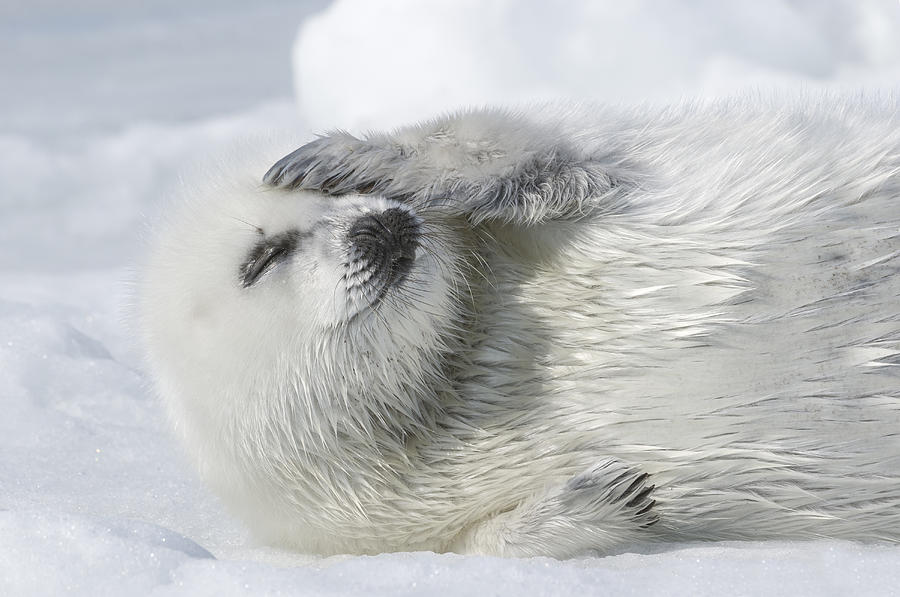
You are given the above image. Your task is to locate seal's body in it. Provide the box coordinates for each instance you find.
[141,98,900,558]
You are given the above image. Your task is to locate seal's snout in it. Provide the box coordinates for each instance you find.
[348,207,420,295]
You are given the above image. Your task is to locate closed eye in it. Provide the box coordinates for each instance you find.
[240,230,306,288]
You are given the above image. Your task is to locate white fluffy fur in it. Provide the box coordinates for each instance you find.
[140,97,900,558]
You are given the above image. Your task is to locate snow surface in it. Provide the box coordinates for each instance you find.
[3,1,900,595]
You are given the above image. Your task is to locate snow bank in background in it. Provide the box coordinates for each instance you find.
[294,0,900,131]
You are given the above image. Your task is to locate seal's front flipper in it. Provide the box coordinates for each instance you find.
[263,110,634,225]
[451,459,658,558]
[264,133,390,196]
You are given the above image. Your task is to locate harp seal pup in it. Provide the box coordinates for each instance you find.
[140,97,900,558]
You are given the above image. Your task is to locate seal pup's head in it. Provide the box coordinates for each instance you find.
[139,155,467,538]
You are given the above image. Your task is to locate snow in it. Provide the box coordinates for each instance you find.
[294,0,900,132]
[2,0,899,595]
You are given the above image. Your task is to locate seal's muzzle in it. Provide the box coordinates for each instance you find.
[348,207,420,298]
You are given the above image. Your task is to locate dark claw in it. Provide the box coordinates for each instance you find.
[640,514,660,529]
[634,498,656,517]
[263,148,307,186]
[625,484,655,508]
[618,472,650,504]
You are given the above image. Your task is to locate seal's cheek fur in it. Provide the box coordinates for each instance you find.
[142,99,900,558]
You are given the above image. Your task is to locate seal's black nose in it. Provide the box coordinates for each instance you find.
[348,208,419,287]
